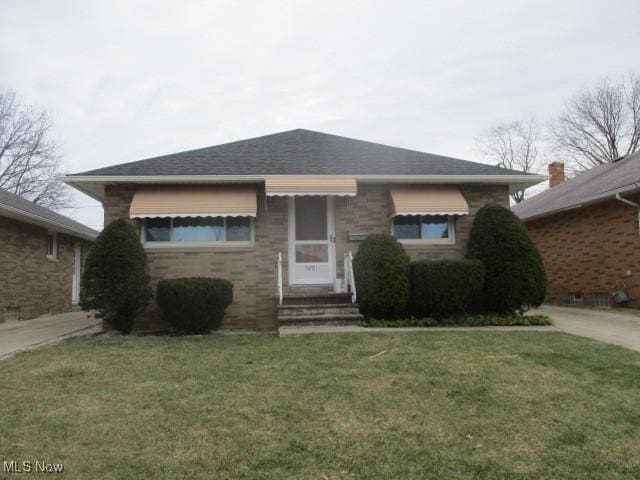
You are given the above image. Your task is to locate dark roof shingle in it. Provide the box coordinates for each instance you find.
[0,188,99,238]
[74,129,535,178]
[512,151,640,221]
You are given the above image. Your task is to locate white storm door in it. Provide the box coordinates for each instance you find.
[289,196,335,285]
[72,243,82,304]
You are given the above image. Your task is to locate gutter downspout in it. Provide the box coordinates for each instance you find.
[616,193,640,235]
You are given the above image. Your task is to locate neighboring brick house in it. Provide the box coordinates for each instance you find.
[64,129,542,330]
[0,188,98,321]
[513,153,640,308]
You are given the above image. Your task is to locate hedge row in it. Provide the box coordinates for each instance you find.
[362,314,552,327]
[156,277,233,334]
[410,259,484,318]
[353,237,484,319]
[353,204,547,320]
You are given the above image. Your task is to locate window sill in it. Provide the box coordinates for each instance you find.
[144,242,254,253]
[398,240,456,247]
[46,255,59,262]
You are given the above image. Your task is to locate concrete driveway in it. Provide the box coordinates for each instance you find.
[0,310,99,359]
[533,304,640,352]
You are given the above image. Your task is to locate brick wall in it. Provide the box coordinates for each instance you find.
[525,194,640,307]
[335,183,509,276]
[103,183,509,330]
[0,216,92,321]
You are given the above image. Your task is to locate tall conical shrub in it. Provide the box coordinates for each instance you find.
[80,219,152,333]
[467,204,547,314]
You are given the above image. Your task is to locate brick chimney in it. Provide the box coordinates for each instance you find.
[548,162,565,188]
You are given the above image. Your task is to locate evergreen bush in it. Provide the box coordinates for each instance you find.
[80,219,152,333]
[156,277,233,334]
[409,259,484,318]
[353,234,410,319]
[467,204,547,314]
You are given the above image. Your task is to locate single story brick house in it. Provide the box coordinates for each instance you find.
[513,152,640,308]
[0,188,98,321]
[64,129,542,329]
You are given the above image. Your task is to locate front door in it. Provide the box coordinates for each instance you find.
[288,196,335,285]
[72,243,82,304]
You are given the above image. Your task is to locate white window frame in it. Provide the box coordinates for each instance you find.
[391,215,456,245]
[140,217,255,248]
[46,231,58,260]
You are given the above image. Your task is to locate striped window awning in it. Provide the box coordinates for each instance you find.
[129,185,257,218]
[390,186,469,217]
[265,176,357,196]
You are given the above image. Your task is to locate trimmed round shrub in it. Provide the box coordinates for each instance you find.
[80,219,152,334]
[466,203,547,314]
[409,259,484,318]
[353,234,410,319]
[156,277,233,334]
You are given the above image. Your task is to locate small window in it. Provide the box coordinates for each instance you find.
[144,216,253,244]
[568,292,584,306]
[593,293,611,308]
[46,232,58,259]
[392,215,453,242]
[4,307,20,322]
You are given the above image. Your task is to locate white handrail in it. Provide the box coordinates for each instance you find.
[344,250,357,303]
[276,252,283,305]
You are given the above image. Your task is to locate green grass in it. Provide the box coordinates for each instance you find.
[1,332,639,479]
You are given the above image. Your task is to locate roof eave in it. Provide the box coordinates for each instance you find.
[63,173,546,200]
[519,182,640,222]
[0,203,98,241]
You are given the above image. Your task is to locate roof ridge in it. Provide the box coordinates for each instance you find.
[514,161,613,207]
[75,129,307,175]
[73,128,536,178]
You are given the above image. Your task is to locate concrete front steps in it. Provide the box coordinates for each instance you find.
[277,292,363,326]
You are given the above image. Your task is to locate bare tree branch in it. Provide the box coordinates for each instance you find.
[549,73,640,173]
[0,88,72,209]
[476,118,540,203]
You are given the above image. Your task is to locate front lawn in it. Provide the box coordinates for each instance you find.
[1,332,640,479]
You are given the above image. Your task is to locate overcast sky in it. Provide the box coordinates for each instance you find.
[1,0,638,229]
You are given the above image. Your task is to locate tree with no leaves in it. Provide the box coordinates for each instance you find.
[0,88,71,209]
[549,74,640,173]
[476,118,539,203]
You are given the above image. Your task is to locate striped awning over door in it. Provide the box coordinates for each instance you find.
[265,176,357,196]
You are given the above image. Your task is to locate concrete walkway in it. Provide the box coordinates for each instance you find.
[532,304,640,352]
[0,310,100,359]
[280,306,640,353]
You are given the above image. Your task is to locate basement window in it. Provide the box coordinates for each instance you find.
[593,293,612,308]
[4,307,20,322]
[568,293,584,306]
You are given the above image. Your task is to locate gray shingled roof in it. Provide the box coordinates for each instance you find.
[513,151,640,221]
[0,188,99,239]
[74,129,535,177]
